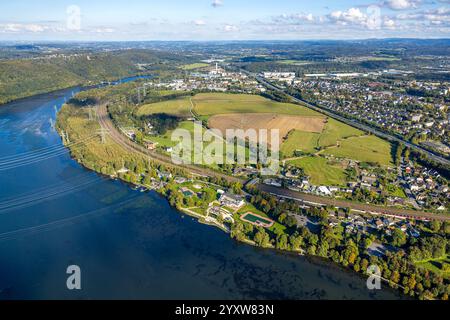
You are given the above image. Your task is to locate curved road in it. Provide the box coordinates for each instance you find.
[97,104,449,222]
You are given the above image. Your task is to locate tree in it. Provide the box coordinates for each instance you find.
[289,234,303,251]
[231,222,245,241]
[276,234,289,250]
[232,182,243,195]
[390,271,401,284]
[143,175,152,186]
[284,215,297,228]
[363,238,373,249]
[278,213,287,224]
[360,258,369,272]
[254,228,271,248]
[430,221,442,233]
[391,229,407,247]
[307,245,316,255]
[317,241,329,258]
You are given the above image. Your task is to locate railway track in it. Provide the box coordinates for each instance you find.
[96,104,450,222]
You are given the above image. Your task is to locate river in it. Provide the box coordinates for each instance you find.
[0,79,400,300]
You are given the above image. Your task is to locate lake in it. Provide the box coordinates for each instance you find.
[0,82,400,300]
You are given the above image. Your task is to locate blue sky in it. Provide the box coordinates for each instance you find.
[0,0,449,40]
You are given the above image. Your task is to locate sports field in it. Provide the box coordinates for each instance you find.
[288,156,347,186]
[241,212,275,228]
[237,204,285,234]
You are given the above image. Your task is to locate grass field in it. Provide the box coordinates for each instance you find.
[278,60,311,66]
[137,97,192,117]
[415,255,450,279]
[281,118,364,157]
[148,120,248,167]
[387,184,407,198]
[318,119,363,147]
[322,135,394,166]
[180,63,209,70]
[281,131,321,156]
[288,156,347,186]
[361,56,401,62]
[192,93,323,118]
[138,93,393,167]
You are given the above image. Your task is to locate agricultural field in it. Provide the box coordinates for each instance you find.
[281,118,364,157]
[322,135,394,166]
[208,113,325,146]
[278,60,311,66]
[288,156,348,186]
[318,119,363,147]
[180,63,209,70]
[281,131,321,156]
[192,93,323,119]
[137,96,192,118]
[138,92,394,169]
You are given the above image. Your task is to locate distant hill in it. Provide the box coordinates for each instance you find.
[0,50,183,105]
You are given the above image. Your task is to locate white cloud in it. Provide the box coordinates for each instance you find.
[273,13,315,24]
[194,20,206,26]
[383,18,396,28]
[94,28,115,33]
[384,0,420,10]
[396,6,450,25]
[212,0,223,8]
[223,24,238,32]
[0,23,49,33]
[329,8,368,25]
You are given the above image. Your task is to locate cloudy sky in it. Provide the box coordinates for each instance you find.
[0,0,449,41]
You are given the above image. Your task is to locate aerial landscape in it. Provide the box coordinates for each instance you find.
[0,0,449,309]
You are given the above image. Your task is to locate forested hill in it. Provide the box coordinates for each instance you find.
[0,49,185,105]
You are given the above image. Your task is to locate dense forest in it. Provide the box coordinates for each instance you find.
[0,49,188,105]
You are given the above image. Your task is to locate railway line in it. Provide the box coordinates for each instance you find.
[96,103,450,222]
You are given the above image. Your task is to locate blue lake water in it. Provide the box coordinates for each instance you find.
[0,83,400,300]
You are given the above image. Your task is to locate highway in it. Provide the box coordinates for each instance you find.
[243,70,450,167]
[96,104,450,222]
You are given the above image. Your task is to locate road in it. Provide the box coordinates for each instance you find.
[97,104,450,222]
[243,70,450,167]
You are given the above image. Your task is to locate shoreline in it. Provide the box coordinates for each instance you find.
[80,161,405,299]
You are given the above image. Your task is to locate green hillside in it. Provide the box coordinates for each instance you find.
[0,50,183,105]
